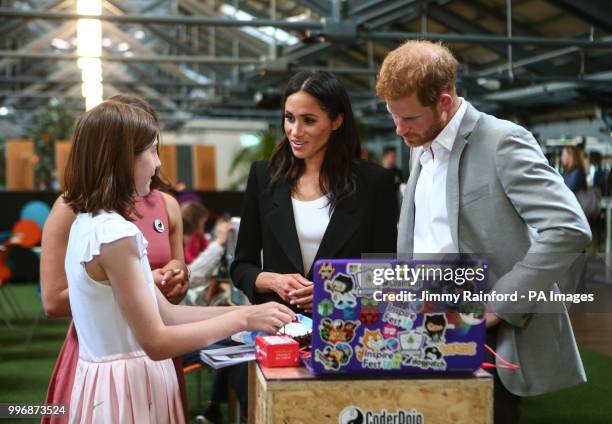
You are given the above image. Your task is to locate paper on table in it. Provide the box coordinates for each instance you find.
[200,344,255,369]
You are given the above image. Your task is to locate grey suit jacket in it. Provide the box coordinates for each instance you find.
[398,102,591,396]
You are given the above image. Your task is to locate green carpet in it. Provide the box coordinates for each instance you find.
[521,347,612,423]
[1,283,611,423]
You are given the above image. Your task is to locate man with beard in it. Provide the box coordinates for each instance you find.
[376,40,591,424]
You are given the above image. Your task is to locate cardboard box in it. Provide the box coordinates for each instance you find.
[255,336,299,368]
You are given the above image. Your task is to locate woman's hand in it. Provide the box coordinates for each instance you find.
[153,259,188,304]
[270,273,312,303]
[288,285,313,313]
[241,302,295,334]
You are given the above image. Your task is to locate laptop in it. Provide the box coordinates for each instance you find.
[309,259,486,375]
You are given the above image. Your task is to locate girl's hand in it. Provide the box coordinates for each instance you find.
[288,285,313,312]
[214,221,233,246]
[242,302,295,334]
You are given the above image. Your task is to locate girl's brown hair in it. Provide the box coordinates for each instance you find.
[181,202,209,235]
[63,101,160,220]
[107,93,171,191]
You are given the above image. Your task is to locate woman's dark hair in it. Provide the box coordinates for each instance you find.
[107,93,171,192]
[63,101,160,220]
[268,70,361,210]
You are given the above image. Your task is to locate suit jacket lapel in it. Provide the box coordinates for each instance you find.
[267,181,304,273]
[311,193,359,279]
[446,102,481,251]
[397,150,422,256]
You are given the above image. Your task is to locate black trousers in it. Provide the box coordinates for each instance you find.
[486,327,522,424]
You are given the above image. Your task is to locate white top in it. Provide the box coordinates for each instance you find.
[291,196,331,274]
[413,98,467,254]
[65,211,158,359]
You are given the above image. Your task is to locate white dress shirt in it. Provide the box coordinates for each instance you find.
[413,98,467,254]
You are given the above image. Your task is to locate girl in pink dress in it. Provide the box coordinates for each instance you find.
[59,100,294,423]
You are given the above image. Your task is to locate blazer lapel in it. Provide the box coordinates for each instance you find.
[267,182,304,273]
[309,192,360,279]
[397,149,422,257]
[446,102,480,251]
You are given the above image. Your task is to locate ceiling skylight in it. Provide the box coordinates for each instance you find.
[220,4,299,46]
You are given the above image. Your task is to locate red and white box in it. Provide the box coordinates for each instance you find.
[255,335,299,368]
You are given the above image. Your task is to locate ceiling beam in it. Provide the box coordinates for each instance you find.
[0,21,74,71]
[552,0,612,33]
[0,8,324,30]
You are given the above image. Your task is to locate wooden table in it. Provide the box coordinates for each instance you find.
[248,361,493,424]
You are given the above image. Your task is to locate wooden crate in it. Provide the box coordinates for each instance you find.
[55,140,71,190]
[6,140,34,190]
[192,145,217,190]
[158,144,178,187]
[249,362,493,424]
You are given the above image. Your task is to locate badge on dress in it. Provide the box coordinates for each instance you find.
[153,219,165,233]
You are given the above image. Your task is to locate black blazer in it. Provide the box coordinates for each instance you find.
[230,159,398,310]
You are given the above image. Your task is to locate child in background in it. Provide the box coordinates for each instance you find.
[181,202,208,264]
[61,100,294,423]
[181,202,233,305]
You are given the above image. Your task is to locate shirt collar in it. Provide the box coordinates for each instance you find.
[432,97,467,152]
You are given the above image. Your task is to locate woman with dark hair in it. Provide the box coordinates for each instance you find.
[231,70,398,314]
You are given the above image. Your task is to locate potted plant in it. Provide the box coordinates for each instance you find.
[25,101,75,190]
[228,128,279,189]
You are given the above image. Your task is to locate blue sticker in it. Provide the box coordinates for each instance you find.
[343,307,357,320]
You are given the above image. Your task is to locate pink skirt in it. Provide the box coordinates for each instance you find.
[70,350,185,424]
[43,323,189,423]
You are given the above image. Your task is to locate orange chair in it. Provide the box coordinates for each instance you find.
[10,219,42,248]
[0,219,43,327]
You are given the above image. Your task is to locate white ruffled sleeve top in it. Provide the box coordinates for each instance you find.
[65,211,157,359]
